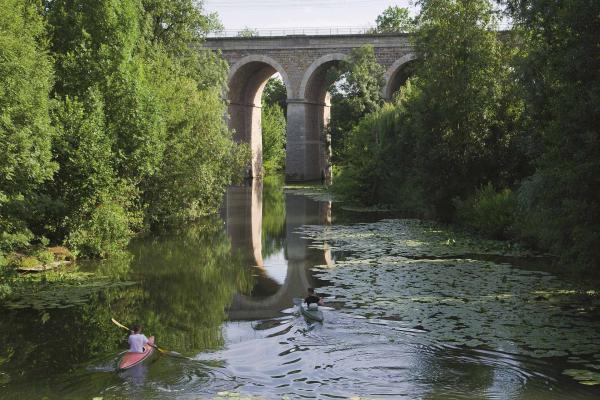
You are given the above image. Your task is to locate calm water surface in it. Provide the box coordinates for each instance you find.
[1,177,599,399]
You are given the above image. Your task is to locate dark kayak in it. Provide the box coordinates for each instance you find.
[301,305,324,322]
[118,336,156,370]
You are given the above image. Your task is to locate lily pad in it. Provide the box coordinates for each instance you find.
[563,369,600,386]
[300,218,600,359]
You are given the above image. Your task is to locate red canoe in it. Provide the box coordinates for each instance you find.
[118,336,156,370]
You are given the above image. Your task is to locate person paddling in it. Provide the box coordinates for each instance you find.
[304,288,324,310]
[128,324,150,353]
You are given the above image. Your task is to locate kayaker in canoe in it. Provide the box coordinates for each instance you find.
[128,324,150,353]
[304,288,324,310]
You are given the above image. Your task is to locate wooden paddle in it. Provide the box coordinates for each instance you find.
[111,318,182,357]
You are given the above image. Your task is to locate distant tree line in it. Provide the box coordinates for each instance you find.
[0,0,248,263]
[332,0,599,271]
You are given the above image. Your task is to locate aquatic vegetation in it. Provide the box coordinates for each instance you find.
[299,219,600,363]
[300,219,534,258]
[563,369,600,386]
[284,185,335,203]
[1,278,136,310]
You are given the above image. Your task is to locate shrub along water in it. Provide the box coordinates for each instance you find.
[0,0,247,264]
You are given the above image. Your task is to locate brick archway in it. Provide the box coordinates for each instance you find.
[227,55,292,178]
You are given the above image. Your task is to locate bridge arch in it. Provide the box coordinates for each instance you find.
[227,55,292,178]
[383,53,417,101]
[299,53,347,102]
[206,34,415,181]
[285,53,348,182]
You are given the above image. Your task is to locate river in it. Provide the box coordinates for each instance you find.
[1,177,599,399]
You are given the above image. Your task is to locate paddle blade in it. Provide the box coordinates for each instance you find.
[111,318,130,331]
[292,297,303,306]
[151,345,188,359]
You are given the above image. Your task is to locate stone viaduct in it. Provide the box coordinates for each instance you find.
[204,34,415,182]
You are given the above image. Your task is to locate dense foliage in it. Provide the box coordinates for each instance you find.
[262,78,287,113]
[261,78,287,174]
[0,0,247,260]
[328,45,385,163]
[373,6,416,33]
[261,103,287,174]
[336,0,599,270]
[500,0,600,269]
[0,0,56,259]
[337,0,522,212]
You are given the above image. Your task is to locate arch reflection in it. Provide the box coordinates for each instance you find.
[223,179,332,320]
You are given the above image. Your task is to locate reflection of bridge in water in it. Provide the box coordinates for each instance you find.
[222,180,332,320]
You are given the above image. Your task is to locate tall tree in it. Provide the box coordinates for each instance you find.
[41,0,245,255]
[262,78,287,113]
[261,103,287,174]
[500,0,600,269]
[412,0,520,218]
[374,6,416,33]
[329,45,385,162]
[0,0,56,255]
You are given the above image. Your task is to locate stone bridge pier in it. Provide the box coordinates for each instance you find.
[205,34,415,181]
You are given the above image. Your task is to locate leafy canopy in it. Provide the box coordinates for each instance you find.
[375,6,416,33]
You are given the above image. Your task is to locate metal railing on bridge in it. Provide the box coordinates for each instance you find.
[206,26,384,38]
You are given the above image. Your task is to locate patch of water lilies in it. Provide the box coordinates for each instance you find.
[300,219,535,258]
[1,279,136,310]
[563,369,600,386]
[298,218,600,383]
[284,185,334,203]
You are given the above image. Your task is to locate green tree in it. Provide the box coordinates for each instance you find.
[261,103,287,174]
[38,0,246,254]
[140,0,246,226]
[142,52,248,224]
[329,45,385,162]
[47,0,166,182]
[500,0,600,269]
[263,77,287,113]
[334,82,425,207]
[141,0,223,53]
[335,0,524,219]
[48,92,140,257]
[0,0,56,255]
[41,0,160,256]
[411,0,521,218]
[375,6,416,33]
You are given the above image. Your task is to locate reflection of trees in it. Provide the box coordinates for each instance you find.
[0,217,252,388]
[0,288,129,380]
[261,175,286,259]
[125,219,253,355]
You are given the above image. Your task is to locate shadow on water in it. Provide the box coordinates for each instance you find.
[0,176,599,399]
